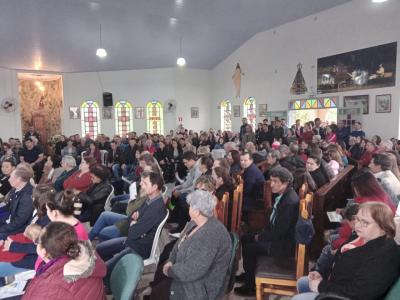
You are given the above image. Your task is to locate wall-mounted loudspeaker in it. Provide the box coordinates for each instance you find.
[103,92,113,107]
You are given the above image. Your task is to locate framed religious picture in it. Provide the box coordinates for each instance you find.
[343,95,369,115]
[102,107,113,119]
[375,94,391,113]
[258,104,267,117]
[135,107,145,119]
[191,107,199,118]
[69,106,80,119]
[233,105,241,117]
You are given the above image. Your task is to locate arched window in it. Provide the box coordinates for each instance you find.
[146,101,163,134]
[81,100,100,139]
[244,97,256,130]
[220,100,232,131]
[115,100,133,136]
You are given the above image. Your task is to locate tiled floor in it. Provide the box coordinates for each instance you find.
[134,226,291,300]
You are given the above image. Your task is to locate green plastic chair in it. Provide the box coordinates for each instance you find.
[217,232,240,298]
[385,277,400,300]
[110,253,144,300]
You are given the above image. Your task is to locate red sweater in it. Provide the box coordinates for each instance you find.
[63,171,92,192]
[301,131,314,144]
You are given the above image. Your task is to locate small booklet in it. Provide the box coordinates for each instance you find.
[0,280,28,299]
[327,211,343,223]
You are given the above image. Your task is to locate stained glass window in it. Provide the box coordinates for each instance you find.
[146,101,163,134]
[81,101,100,139]
[115,100,133,136]
[289,97,338,110]
[244,97,256,130]
[220,100,232,131]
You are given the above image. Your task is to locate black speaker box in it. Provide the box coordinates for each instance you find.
[103,92,113,107]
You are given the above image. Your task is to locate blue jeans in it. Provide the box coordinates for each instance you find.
[96,237,136,278]
[0,233,8,240]
[111,194,130,205]
[292,276,318,300]
[111,164,122,180]
[89,211,127,241]
[0,262,30,277]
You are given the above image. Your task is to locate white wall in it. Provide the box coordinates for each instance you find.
[0,68,21,140]
[62,67,212,137]
[2,0,400,141]
[211,0,400,139]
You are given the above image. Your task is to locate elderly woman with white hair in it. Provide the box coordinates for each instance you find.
[149,190,232,300]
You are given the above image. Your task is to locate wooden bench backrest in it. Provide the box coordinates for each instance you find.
[231,181,244,235]
[264,180,272,210]
[216,192,229,228]
[310,165,354,257]
[299,183,308,201]
[296,192,313,279]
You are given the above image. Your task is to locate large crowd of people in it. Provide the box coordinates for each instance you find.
[0,116,400,299]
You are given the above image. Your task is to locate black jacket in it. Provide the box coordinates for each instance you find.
[122,145,138,165]
[242,163,265,210]
[78,180,112,226]
[259,187,299,259]
[0,183,34,237]
[319,236,400,300]
[108,147,124,165]
[0,175,12,198]
[310,166,330,188]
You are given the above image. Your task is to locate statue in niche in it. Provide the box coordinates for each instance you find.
[290,63,308,95]
[232,63,245,98]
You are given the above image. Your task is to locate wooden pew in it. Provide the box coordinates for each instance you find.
[215,192,229,228]
[310,165,354,258]
[247,180,272,231]
[231,180,244,235]
[255,193,314,299]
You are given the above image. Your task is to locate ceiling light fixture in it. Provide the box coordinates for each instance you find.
[96,24,107,58]
[372,0,388,3]
[176,37,186,67]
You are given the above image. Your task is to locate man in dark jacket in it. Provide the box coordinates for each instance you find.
[96,171,167,278]
[120,138,138,178]
[234,167,299,296]
[258,123,274,147]
[241,152,265,210]
[0,164,34,240]
[108,140,125,180]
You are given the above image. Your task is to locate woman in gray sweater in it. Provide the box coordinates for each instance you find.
[163,190,232,300]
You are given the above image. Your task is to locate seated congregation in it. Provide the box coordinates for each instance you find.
[1,117,400,300]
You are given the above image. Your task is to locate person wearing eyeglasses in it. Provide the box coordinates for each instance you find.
[293,202,400,300]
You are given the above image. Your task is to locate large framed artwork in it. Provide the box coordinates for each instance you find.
[375,94,391,113]
[317,42,397,94]
[343,95,369,115]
